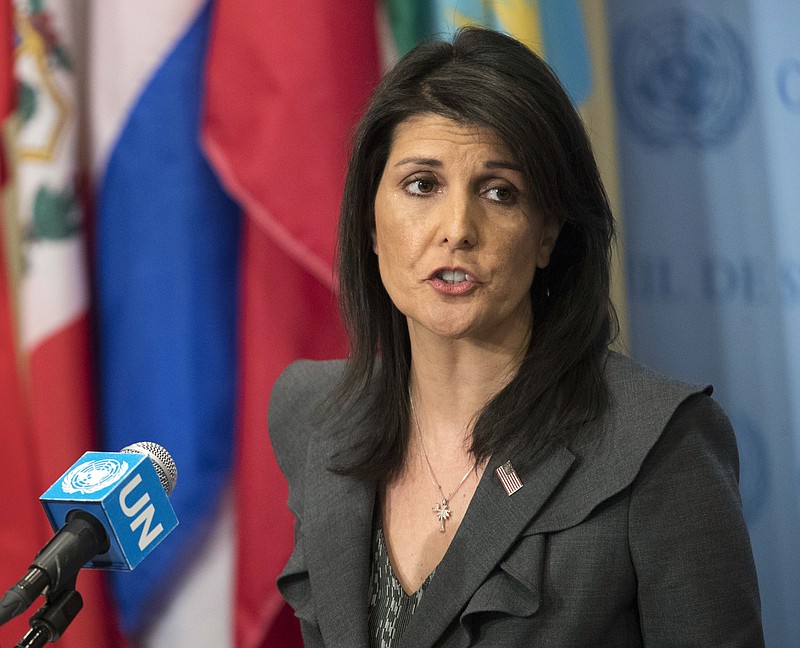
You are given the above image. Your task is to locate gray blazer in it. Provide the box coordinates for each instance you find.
[269,352,764,647]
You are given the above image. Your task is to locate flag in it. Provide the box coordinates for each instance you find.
[0,7,46,646]
[382,0,436,57]
[433,0,591,100]
[0,1,125,646]
[90,0,241,636]
[202,0,381,645]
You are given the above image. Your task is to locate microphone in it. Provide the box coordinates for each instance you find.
[0,442,179,627]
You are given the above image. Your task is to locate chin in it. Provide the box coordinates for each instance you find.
[419,317,490,341]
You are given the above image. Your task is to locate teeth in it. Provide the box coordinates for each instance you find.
[440,270,468,284]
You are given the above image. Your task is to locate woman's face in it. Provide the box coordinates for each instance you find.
[373,114,559,348]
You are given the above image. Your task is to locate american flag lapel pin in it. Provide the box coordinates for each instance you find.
[496,460,523,496]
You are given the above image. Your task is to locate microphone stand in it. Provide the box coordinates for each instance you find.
[15,577,82,648]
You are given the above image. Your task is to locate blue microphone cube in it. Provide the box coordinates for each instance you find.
[40,451,179,570]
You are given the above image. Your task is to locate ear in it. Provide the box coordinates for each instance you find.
[535,218,561,269]
[371,227,378,255]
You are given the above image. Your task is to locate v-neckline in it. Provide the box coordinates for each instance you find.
[376,525,435,597]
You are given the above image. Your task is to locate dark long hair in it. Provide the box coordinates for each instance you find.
[333,27,616,480]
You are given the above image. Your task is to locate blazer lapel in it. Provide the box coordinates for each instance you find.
[399,444,576,648]
[302,426,376,648]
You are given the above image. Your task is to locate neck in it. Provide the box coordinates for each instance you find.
[407,331,527,454]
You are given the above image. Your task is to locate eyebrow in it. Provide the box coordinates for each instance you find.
[393,156,443,168]
[392,157,523,172]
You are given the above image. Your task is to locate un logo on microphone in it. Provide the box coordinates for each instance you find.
[614,9,751,148]
[62,458,130,494]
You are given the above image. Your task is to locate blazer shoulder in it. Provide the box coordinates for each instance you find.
[627,386,763,646]
[604,350,711,410]
[531,352,716,532]
[268,359,347,491]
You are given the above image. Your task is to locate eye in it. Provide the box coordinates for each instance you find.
[403,175,437,196]
[484,185,518,204]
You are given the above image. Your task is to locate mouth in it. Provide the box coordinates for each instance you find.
[427,268,478,295]
[436,269,473,284]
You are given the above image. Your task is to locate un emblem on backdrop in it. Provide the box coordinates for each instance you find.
[614,9,751,147]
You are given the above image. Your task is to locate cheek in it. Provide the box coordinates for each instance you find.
[494,227,540,281]
[373,215,418,267]
[486,246,538,305]
[373,189,402,259]
[374,182,430,265]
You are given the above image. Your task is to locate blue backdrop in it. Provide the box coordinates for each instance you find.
[607,2,800,645]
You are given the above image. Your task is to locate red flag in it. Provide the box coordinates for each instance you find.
[0,161,47,648]
[0,232,45,648]
[203,1,380,645]
[0,2,50,644]
[0,2,126,645]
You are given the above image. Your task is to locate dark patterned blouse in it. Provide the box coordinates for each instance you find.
[368,525,435,648]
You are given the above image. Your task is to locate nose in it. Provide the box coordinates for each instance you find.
[439,191,478,250]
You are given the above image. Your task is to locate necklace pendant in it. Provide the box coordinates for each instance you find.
[433,499,451,533]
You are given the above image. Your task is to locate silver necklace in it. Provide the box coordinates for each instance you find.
[409,395,477,533]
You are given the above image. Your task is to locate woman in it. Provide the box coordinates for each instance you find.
[269,27,764,647]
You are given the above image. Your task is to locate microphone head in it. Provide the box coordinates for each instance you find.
[41,444,179,570]
[120,442,178,496]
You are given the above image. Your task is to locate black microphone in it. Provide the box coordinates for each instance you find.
[0,442,179,627]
